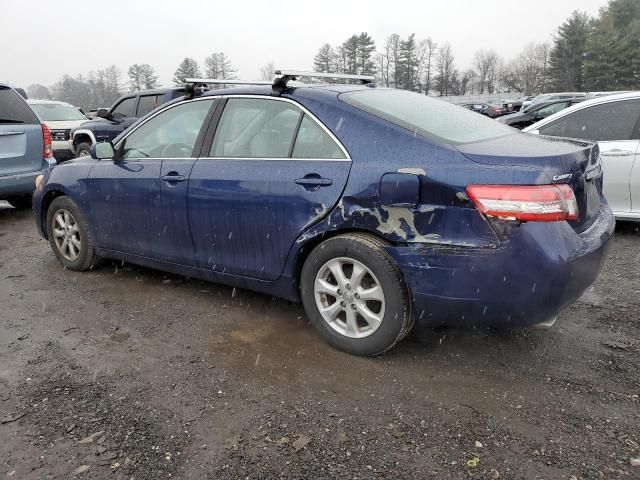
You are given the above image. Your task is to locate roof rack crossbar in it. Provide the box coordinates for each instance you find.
[274,70,375,84]
[184,78,273,86]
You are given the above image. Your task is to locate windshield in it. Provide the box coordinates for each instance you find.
[30,103,86,121]
[340,89,515,145]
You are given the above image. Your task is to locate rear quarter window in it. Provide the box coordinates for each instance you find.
[0,87,39,125]
[340,89,515,145]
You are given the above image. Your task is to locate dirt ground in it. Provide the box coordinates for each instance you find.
[1,201,639,480]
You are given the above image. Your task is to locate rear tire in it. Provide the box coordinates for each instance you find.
[301,233,413,356]
[46,196,100,271]
[75,142,92,158]
[7,196,32,209]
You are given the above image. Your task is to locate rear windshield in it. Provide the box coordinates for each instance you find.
[29,102,86,121]
[0,86,39,125]
[340,89,514,145]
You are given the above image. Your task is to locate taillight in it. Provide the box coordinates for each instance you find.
[466,184,578,222]
[41,124,54,159]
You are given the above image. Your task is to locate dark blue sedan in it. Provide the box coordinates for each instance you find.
[32,73,615,355]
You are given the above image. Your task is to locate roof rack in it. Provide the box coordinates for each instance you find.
[184,78,273,86]
[183,78,272,98]
[272,70,375,92]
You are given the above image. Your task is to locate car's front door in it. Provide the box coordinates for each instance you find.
[188,96,351,281]
[537,99,640,215]
[85,97,216,263]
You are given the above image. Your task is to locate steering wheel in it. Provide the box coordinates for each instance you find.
[160,143,193,157]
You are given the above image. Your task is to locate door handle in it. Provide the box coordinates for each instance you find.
[602,149,634,157]
[0,131,25,137]
[161,173,186,182]
[294,177,332,186]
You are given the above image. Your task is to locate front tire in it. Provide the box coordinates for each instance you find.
[301,233,413,356]
[46,196,100,271]
[75,142,92,158]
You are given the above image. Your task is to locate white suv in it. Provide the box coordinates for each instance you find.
[27,100,88,161]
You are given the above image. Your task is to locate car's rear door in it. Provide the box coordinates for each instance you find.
[188,96,351,281]
[85,98,216,263]
[537,99,640,215]
[0,86,42,176]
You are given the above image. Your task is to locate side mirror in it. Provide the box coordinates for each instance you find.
[96,108,110,119]
[91,142,115,160]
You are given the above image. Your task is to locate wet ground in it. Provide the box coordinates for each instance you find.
[1,201,639,479]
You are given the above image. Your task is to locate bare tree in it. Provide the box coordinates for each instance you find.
[459,69,476,96]
[436,43,455,96]
[259,61,275,81]
[503,42,551,95]
[387,34,401,87]
[421,38,437,95]
[474,49,500,94]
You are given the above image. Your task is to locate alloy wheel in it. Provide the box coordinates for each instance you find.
[314,257,385,339]
[52,209,81,261]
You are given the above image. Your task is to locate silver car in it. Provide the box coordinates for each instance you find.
[524,92,640,222]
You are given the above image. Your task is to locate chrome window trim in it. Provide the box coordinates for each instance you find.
[114,96,220,154]
[214,94,351,161]
[198,157,350,162]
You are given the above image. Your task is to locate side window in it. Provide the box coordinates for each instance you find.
[539,100,640,141]
[210,98,301,158]
[292,114,346,159]
[136,95,161,117]
[120,99,214,159]
[536,102,568,119]
[111,97,136,119]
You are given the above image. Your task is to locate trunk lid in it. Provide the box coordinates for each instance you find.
[456,133,603,232]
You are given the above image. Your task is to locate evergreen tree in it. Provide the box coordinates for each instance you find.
[313,44,333,72]
[584,0,640,90]
[128,64,158,91]
[356,32,376,74]
[341,35,359,74]
[398,34,419,91]
[140,64,159,89]
[549,11,590,91]
[172,57,201,85]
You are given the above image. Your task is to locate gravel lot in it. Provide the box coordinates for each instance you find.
[1,201,639,479]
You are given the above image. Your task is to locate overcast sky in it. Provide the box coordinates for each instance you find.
[1,0,609,89]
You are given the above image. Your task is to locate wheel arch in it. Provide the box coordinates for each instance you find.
[292,227,393,300]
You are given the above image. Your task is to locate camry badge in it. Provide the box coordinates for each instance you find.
[553,173,573,181]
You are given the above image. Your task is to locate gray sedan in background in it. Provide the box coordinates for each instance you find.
[524,92,640,222]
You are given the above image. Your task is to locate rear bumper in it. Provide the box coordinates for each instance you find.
[0,159,55,199]
[388,202,615,328]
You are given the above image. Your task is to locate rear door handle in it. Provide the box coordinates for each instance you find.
[161,173,186,182]
[294,177,332,186]
[602,149,634,157]
[0,131,25,137]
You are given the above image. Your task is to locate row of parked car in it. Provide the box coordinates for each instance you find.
[0,74,635,355]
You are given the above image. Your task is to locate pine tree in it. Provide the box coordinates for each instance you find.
[356,32,376,74]
[549,11,590,91]
[584,0,640,90]
[398,34,418,91]
[313,44,333,72]
[341,35,359,74]
[140,65,159,89]
[172,57,201,85]
[204,53,236,84]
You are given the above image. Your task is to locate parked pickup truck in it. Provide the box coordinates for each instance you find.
[70,88,185,157]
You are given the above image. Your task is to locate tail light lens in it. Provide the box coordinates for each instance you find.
[41,124,54,159]
[466,184,578,222]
